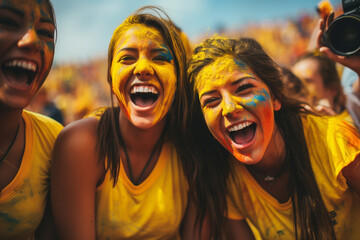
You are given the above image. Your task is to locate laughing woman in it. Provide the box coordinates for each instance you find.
[0,0,62,239]
[188,36,360,239]
[50,6,205,240]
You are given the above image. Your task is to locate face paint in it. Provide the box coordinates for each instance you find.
[0,0,55,109]
[196,55,281,164]
[110,25,176,129]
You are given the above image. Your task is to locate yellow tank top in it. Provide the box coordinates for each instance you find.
[227,114,360,240]
[95,141,188,240]
[0,110,63,240]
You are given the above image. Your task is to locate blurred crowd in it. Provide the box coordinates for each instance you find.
[27,3,344,125]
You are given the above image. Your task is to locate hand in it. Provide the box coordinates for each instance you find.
[316,11,360,76]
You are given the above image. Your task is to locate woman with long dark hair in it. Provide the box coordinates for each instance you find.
[188,36,360,239]
[50,6,207,239]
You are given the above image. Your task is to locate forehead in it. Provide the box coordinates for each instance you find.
[196,55,250,91]
[116,25,166,48]
[0,0,52,20]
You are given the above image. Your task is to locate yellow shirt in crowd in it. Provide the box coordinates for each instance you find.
[0,110,63,240]
[95,141,188,240]
[227,113,360,240]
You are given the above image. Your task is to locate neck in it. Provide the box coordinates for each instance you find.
[0,108,23,146]
[118,111,166,155]
[250,124,286,176]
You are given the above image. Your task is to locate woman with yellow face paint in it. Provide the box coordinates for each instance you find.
[51,6,207,240]
[188,36,360,239]
[0,0,62,239]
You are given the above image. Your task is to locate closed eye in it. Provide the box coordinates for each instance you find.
[37,28,54,39]
[236,83,254,94]
[202,97,220,108]
[0,17,20,28]
[118,55,136,63]
[153,55,171,62]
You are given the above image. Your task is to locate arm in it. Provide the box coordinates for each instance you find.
[226,219,255,240]
[342,155,360,194]
[50,118,104,240]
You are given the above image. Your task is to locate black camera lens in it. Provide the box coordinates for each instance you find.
[326,15,360,55]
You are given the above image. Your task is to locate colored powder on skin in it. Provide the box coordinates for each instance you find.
[239,88,270,108]
[195,55,247,93]
[158,44,173,62]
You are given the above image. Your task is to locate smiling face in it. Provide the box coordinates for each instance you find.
[110,25,176,129]
[0,0,55,110]
[195,55,281,164]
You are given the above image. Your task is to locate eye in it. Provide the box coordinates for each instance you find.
[202,97,220,108]
[37,28,55,39]
[236,83,254,94]
[0,17,20,28]
[118,55,136,64]
[153,55,171,62]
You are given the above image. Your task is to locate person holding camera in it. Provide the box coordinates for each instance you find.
[318,0,360,130]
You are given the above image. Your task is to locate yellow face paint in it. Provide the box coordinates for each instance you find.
[110,25,176,129]
[196,55,281,164]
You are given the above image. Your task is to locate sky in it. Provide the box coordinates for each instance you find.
[50,0,340,64]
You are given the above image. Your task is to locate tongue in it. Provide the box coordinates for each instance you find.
[133,96,155,107]
[3,68,30,87]
[232,125,255,145]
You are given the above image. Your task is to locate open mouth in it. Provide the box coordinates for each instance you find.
[130,85,159,107]
[228,121,256,145]
[2,59,38,88]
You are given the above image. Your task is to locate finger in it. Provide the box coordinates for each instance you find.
[317,20,325,48]
[326,11,335,28]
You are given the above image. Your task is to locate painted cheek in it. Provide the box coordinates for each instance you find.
[111,64,133,116]
[151,64,176,123]
[237,88,271,109]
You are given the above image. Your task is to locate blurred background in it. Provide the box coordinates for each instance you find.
[27,0,343,125]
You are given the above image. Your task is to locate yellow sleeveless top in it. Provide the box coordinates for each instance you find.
[95,141,188,240]
[0,110,63,240]
[227,114,360,240]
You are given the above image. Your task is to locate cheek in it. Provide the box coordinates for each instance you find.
[156,64,176,100]
[111,64,132,97]
[42,42,54,68]
[202,108,220,136]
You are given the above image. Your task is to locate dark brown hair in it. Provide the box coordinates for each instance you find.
[188,36,336,240]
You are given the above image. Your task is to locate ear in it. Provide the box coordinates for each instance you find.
[273,99,281,111]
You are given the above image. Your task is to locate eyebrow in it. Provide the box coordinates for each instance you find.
[199,76,255,98]
[117,47,168,54]
[40,16,54,24]
[0,6,24,17]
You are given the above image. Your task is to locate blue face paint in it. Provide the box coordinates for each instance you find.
[234,59,247,70]
[159,44,173,62]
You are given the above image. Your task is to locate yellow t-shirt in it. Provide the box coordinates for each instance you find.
[227,114,360,240]
[0,110,63,240]
[95,141,188,240]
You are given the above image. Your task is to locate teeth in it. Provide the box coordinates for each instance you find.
[5,59,37,72]
[228,121,252,132]
[131,85,158,94]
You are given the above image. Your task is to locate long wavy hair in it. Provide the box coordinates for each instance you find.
[96,6,190,186]
[187,36,336,240]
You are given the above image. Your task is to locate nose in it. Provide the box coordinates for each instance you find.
[17,28,41,51]
[222,96,243,117]
[133,58,154,77]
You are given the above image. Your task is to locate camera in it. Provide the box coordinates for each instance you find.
[322,0,360,56]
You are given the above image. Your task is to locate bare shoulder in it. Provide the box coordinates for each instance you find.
[52,117,103,182]
[57,117,98,145]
